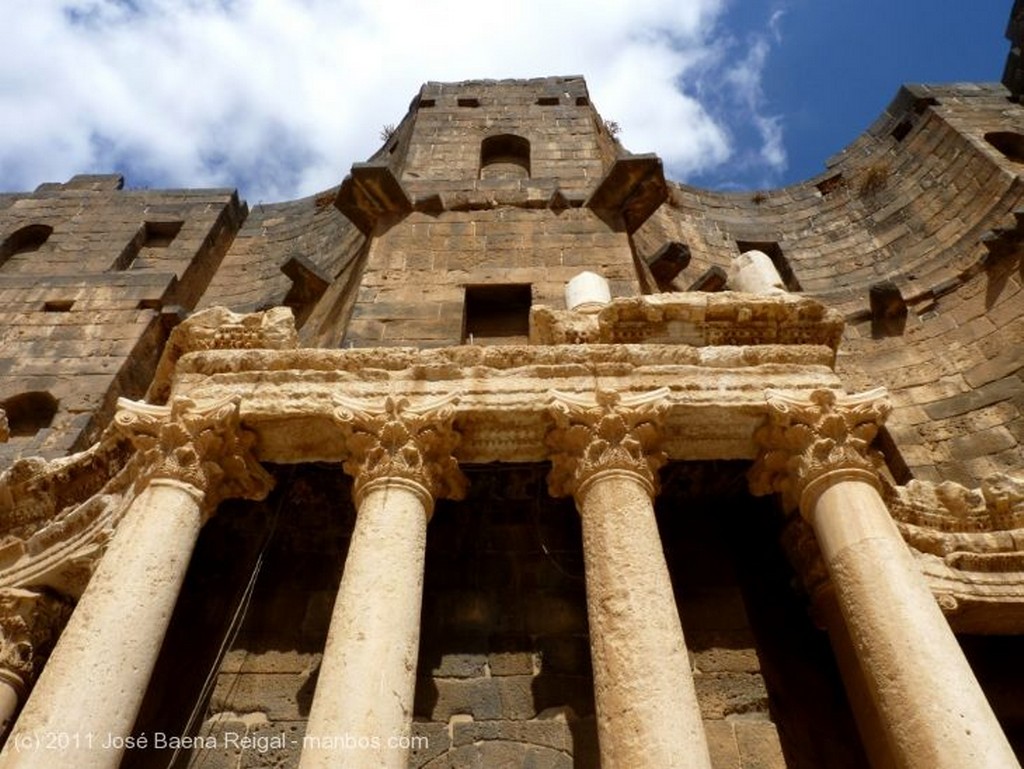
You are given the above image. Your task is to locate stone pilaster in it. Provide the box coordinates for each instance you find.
[0,396,271,769]
[548,388,712,769]
[750,388,1019,769]
[298,394,465,769]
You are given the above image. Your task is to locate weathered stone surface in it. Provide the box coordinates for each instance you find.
[4,68,1024,769]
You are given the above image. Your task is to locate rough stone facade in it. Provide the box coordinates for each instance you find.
[0,21,1021,769]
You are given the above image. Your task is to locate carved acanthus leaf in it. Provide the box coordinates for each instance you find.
[748,388,891,514]
[333,393,467,505]
[547,388,669,499]
[0,588,73,687]
[114,395,273,514]
[779,515,829,600]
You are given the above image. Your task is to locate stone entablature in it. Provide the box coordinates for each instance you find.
[0,429,135,600]
[168,342,840,465]
[885,474,1024,633]
[531,291,844,350]
[168,292,842,465]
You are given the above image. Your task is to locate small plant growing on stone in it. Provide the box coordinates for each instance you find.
[604,120,621,137]
[379,123,397,143]
[858,162,890,196]
[751,191,768,205]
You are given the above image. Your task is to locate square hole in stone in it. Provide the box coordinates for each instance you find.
[463,284,531,344]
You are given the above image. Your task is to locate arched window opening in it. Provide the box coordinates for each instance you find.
[480,134,531,180]
[985,131,1024,163]
[0,224,53,267]
[2,391,59,437]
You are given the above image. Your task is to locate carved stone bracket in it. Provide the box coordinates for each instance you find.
[0,588,72,693]
[547,388,669,501]
[748,388,891,518]
[113,395,274,517]
[332,394,467,514]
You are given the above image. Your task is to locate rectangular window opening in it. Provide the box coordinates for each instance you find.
[42,299,74,312]
[143,220,184,248]
[463,284,531,344]
[815,173,845,196]
[457,97,481,108]
[891,120,913,142]
[536,96,560,106]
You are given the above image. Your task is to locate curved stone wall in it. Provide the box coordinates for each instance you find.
[632,83,1024,486]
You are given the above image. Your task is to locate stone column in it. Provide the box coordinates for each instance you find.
[0,590,71,742]
[750,388,1019,769]
[298,395,466,769]
[0,396,272,769]
[547,389,712,769]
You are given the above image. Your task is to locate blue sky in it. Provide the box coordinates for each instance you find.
[0,1,1014,203]
[697,1,1011,190]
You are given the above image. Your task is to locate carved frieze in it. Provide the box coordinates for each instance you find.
[147,306,299,404]
[113,395,273,516]
[0,427,136,598]
[886,473,1024,569]
[748,388,891,517]
[547,388,669,500]
[530,292,844,350]
[333,394,467,509]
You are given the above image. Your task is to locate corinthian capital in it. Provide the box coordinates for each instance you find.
[547,388,669,500]
[0,589,72,692]
[113,395,274,515]
[333,393,467,511]
[748,388,891,517]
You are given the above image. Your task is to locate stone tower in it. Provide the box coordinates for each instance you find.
[0,30,1023,769]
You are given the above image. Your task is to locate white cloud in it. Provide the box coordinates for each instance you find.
[0,0,785,201]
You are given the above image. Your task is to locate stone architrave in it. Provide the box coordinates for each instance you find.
[299,394,466,769]
[749,388,1020,769]
[547,389,712,769]
[0,396,273,769]
[0,590,71,741]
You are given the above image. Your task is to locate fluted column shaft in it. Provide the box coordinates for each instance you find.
[0,397,271,769]
[752,389,1019,769]
[548,390,712,769]
[299,395,465,769]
